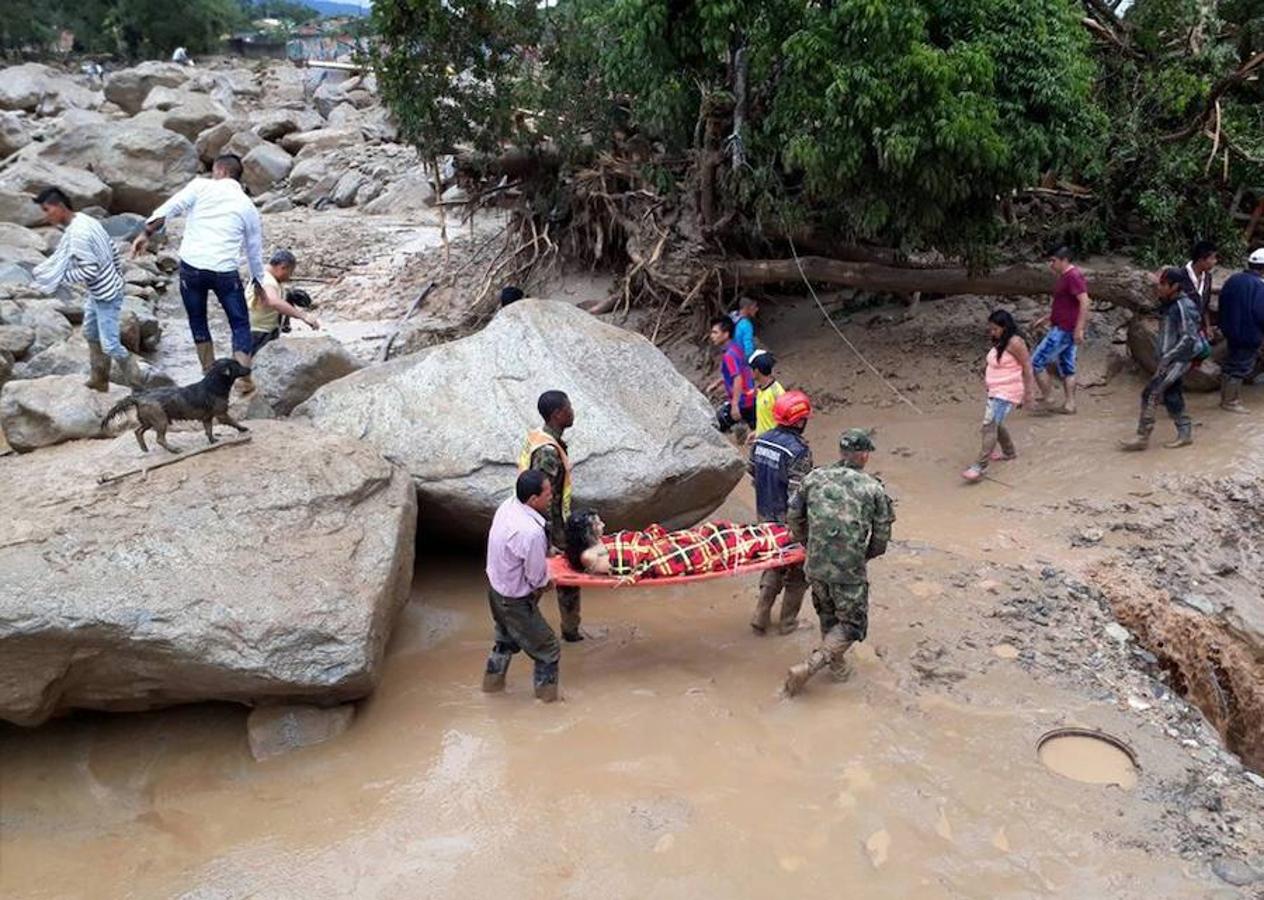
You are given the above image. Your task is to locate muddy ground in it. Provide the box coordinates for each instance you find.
[2,222,1263,898]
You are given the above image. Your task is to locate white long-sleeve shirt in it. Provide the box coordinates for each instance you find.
[32,213,125,303]
[147,177,265,282]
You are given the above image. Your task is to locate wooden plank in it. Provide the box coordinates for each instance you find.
[97,434,252,485]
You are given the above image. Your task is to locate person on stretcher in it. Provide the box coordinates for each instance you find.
[564,509,793,581]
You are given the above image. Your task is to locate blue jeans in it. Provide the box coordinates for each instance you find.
[178,262,251,355]
[982,396,1015,426]
[83,293,127,361]
[1031,326,1078,377]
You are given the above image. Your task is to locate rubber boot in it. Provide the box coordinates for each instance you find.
[828,640,855,682]
[1163,423,1193,449]
[783,649,828,697]
[481,644,512,693]
[533,660,559,703]
[750,585,776,634]
[1118,432,1150,452]
[1220,378,1248,414]
[778,584,807,635]
[195,341,215,374]
[84,341,110,392]
[115,353,145,389]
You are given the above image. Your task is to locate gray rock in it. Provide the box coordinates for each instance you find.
[0,324,35,358]
[101,213,146,240]
[13,334,171,390]
[120,297,162,353]
[331,171,365,208]
[0,244,43,268]
[140,87,229,140]
[312,80,349,118]
[0,349,10,388]
[0,374,129,451]
[288,157,341,206]
[0,420,417,725]
[1,298,71,356]
[0,263,32,286]
[0,64,99,115]
[0,188,43,227]
[0,222,47,256]
[281,127,364,157]
[252,336,364,416]
[326,101,364,129]
[103,62,190,114]
[261,197,294,215]
[0,111,30,158]
[242,143,294,197]
[193,118,247,167]
[250,108,321,142]
[246,703,356,761]
[1211,858,1260,887]
[35,122,197,215]
[362,170,435,215]
[296,300,746,541]
[355,178,384,206]
[223,129,265,160]
[0,158,113,212]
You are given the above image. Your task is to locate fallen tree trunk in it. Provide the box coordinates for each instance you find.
[724,257,1157,312]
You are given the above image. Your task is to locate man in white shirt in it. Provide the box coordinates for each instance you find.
[33,187,143,389]
[1185,239,1218,334]
[132,154,266,372]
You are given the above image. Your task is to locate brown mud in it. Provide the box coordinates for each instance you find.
[3,278,1264,897]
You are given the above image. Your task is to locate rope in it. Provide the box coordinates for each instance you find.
[784,234,925,415]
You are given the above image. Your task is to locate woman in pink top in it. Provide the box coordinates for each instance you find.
[963,310,1037,483]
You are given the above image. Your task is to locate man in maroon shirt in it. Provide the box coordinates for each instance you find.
[1030,246,1092,414]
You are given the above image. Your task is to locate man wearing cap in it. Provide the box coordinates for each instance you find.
[1216,248,1264,413]
[748,390,814,635]
[783,428,895,697]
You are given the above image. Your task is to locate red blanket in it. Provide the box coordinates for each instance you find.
[601,521,791,580]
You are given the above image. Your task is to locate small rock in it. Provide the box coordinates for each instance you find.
[1104,622,1131,644]
[246,703,356,761]
[1245,771,1264,790]
[1210,858,1260,887]
[1078,527,1104,544]
[1176,593,1217,616]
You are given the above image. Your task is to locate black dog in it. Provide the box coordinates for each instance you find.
[102,358,250,453]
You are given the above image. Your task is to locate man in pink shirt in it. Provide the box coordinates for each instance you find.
[1031,246,1091,414]
[482,469,561,702]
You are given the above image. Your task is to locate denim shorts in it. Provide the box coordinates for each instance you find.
[1030,326,1077,377]
[983,397,1016,426]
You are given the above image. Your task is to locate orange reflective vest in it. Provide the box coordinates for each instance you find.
[518,429,573,518]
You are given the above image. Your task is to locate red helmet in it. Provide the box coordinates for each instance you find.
[772,390,812,427]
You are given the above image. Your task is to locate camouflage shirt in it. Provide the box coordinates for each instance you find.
[529,425,569,548]
[787,461,895,584]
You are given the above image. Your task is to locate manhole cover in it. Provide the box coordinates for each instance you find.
[1037,727,1138,789]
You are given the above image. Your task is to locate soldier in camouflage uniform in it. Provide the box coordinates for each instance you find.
[782,428,895,697]
[519,390,584,641]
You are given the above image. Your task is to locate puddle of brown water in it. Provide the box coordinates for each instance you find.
[1038,733,1139,790]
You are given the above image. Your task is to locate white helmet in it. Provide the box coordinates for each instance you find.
[1250,247,1264,266]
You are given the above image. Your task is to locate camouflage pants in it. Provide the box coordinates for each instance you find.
[809,580,870,644]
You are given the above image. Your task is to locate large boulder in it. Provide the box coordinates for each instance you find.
[140,87,229,141]
[0,222,46,256]
[193,118,248,166]
[296,300,746,541]
[362,170,435,215]
[242,143,294,196]
[0,324,35,358]
[1126,316,1220,392]
[0,64,98,114]
[103,62,191,115]
[0,375,129,451]
[0,298,72,356]
[36,123,197,215]
[280,127,364,156]
[12,334,170,390]
[0,244,43,268]
[0,420,417,725]
[0,111,30,158]
[252,336,363,416]
[251,108,322,142]
[0,189,43,227]
[0,158,112,212]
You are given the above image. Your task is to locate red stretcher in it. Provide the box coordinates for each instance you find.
[549,546,805,588]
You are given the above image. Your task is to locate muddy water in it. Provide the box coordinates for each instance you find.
[5,305,1262,896]
[1038,733,1139,790]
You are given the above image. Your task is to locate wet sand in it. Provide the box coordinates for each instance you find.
[3,296,1262,898]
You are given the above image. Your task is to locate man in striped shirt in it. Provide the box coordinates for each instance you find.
[32,187,142,389]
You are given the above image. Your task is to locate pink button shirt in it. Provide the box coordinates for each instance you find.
[485,498,550,598]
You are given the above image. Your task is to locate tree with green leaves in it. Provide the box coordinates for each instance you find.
[371,0,537,261]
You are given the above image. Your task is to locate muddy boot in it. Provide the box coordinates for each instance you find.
[828,641,855,682]
[1118,433,1150,452]
[115,353,144,389]
[783,649,828,698]
[778,584,806,635]
[482,644,512,693]
[1220,378,1248,414]
[1162,423,1193,449]
[195,341,215,374]
[84,341,110,392]
[750,586,776,634]
[533,660,559,703]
